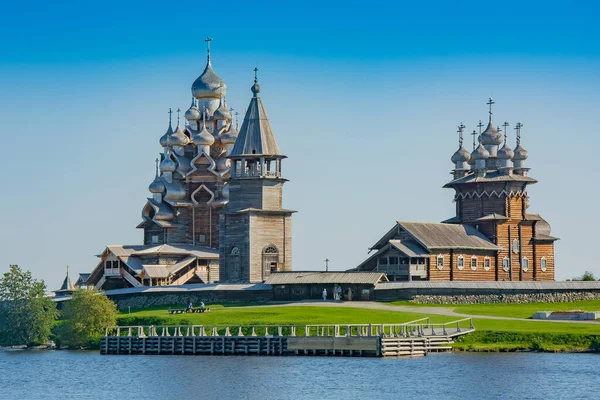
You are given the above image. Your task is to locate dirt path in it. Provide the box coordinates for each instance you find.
[234,301,600,325]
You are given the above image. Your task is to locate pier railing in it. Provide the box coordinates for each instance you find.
[104,318,474,339]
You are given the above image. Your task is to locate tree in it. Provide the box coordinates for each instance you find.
[570,271,597,281]
[58,288,117,348]
[580,271,597,281]
[0,265,59,346]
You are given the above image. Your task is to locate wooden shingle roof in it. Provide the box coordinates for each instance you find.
[398,221,500,251]
[264,271,388,285]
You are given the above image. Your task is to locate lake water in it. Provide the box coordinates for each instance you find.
[1,351,598,399]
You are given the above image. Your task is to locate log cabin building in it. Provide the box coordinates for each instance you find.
[353,99,557,281]
[87,42,293,290]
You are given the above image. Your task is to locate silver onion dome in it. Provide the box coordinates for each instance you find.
[152,201,175,221]
[480,122,503,146]
[471,143,490,160]
[193,113,215,146]
[185,98,200,120]
[148,174,165,194]
[513,144,529,161]
[159,124,174,147]
[220,121,238,145]
[497,143,515,160]
[215,157,231,172]
[170,125,189,146]
[451,146,471,163]
[192,60,226,99]
[213,96,232,120]
[160,151,177,173]
[163,181,187,201]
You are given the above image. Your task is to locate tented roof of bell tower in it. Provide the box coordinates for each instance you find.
[230,81,282,157]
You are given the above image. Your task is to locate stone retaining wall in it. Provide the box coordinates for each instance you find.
[409,292,600,304]
[107,290,273,311]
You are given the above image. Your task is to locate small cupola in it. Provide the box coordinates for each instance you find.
[213,95,232,121]
[193,108,215,149]
[159,108,174,147]
[185,97,200,120]
[148,158,166,194]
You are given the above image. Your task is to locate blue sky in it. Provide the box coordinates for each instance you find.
[1,0,599,288]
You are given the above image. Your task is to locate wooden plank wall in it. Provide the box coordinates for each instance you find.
[429,251,497,281]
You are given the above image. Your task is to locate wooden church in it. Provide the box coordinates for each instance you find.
[353,99,557,281]
[86,41,292,290]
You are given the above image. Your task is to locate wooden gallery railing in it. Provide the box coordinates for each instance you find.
[101,318,475,357]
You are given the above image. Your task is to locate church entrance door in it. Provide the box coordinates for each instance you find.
[262,245,279,280]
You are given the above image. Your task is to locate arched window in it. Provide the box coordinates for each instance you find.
[470,256,478,271]
[457,256,465,270]
[484,257,491,271]
[502,257,510,272]
[540,257,547,272]
[262,245,279,280]
[436,255,444,270]
[522,257,529,272]
[231,247,240,255]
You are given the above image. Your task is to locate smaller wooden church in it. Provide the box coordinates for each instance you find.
[353,99,558,282]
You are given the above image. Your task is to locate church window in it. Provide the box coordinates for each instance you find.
[502,257,510,272]
[470,256,478,270]
[512,239,519,253]
[436,255,444,270]
[484,257,491,271]
[198,234,206,243]
[151,235,159,244]
[231,247,240,255]
[457,256,465,270]
[540,257,547,272]
[522,257,529,272]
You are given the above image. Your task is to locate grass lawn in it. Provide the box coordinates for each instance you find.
[118,305,453,327]
[386,300,600,319]
[117,305,600,335]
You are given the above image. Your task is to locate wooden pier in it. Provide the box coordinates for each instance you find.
[100,318,475,358]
